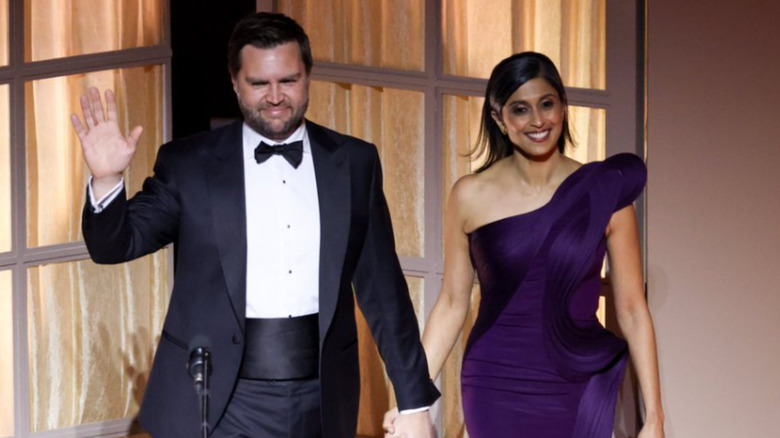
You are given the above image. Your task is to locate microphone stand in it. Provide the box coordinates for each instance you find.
[199,350,210,438]
[190,346,211,438]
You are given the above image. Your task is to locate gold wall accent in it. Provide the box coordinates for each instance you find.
[442,0,606,89]
[26,252,169,433]
[278,0,425,71]
[24,0,163,62]
[25,66,164,248]
[308,81,425,258]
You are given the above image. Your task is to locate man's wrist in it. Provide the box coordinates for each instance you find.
[399,406,430,415]
[88,176,124,213]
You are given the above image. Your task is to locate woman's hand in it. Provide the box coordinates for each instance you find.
[383,407,399,436]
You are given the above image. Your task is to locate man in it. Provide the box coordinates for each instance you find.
[72,12,439,438]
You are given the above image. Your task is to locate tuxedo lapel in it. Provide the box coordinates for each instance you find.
[307,122,351,340]
[206,121,247,330]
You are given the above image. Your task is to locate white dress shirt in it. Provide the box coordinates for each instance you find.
[242,123,320,318]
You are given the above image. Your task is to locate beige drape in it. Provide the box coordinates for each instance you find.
[278,0,425,71]
[18,0,168,434]
[24,0,162,62]
[307,81,426,258]
[25,66,164,248]
[27,254,169,433]
[25,68,169,434]
[443,0,606,88]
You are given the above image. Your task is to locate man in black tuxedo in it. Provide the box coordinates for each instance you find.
[72,12,439,438]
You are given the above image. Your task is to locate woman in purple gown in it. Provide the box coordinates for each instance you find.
[386,53,664,438]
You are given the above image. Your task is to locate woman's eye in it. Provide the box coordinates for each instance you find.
[541,100,555,109]
[511,107,528,115]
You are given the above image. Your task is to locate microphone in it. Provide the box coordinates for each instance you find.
[188,335,211,395]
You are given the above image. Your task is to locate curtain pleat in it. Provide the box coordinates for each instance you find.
[23,0,167,433]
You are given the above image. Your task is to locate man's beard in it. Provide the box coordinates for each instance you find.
[239,99,308,140]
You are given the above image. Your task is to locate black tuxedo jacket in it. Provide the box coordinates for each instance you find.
[82,120,439,438]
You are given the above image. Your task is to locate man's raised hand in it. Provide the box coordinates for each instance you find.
[70,87,143,198]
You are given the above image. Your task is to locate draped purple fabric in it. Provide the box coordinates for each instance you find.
[462,154,646,438]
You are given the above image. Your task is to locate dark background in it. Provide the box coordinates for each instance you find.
[171,0,256,139]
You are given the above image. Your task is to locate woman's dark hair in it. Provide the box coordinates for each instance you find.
[472,51,574,173]
[227,12,313,77]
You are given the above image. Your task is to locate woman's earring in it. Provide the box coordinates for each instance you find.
[499,125,507,135]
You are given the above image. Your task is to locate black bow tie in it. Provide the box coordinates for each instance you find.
[254,141,304,168]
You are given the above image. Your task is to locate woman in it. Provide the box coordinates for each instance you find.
[385,52,664,438]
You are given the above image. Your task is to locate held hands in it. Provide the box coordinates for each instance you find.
[70,87,143,198]
[383,408,437,438]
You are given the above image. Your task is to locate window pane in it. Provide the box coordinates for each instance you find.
[25,0,164,62]
[0,0,8,66]
[0,85,9,253]
[27,251,170,432]
[26,65,164,248]
[567,105,606,163]
[279,0,425,71]
[307,81,425,258]
[0,270,13,438]
[442,0,606,89]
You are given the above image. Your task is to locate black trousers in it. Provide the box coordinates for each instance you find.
[211,378,322,438]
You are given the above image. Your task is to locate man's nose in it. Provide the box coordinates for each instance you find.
[266,84,283,104]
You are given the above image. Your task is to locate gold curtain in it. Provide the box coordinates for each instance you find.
[308,81,425,258]
[24,66,169,433]
[19,0,167,433]
[278,0,425,71]
[27,254,169,433]
[442,0,606,89]
[25,66,164,248]
[24,0,162,62]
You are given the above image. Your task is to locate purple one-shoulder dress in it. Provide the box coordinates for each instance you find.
[462,154,646,438]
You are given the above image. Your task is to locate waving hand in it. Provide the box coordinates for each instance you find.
[70,87,143,198]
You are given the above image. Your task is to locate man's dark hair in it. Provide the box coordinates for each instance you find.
[227,12,313,77]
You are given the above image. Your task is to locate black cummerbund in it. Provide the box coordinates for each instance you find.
[240,314,319,380]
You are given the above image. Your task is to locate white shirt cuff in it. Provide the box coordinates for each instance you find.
[88,177,124,213]
[399,406,430,415]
